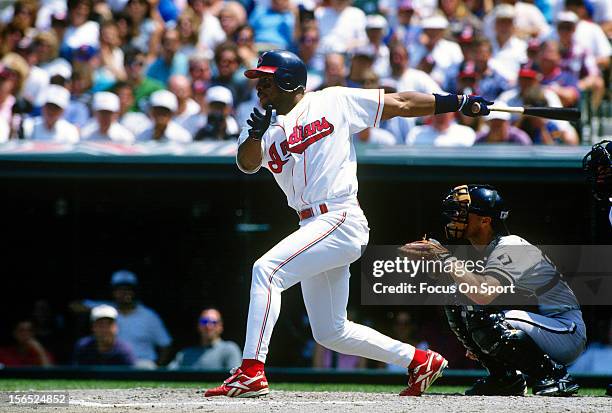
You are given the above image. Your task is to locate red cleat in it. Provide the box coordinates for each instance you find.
[400,350,448,396]
[204,367,269,398]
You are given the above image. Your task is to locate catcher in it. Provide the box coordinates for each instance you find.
[400,184,585,396]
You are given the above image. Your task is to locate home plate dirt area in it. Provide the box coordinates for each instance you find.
[6,387,611,413]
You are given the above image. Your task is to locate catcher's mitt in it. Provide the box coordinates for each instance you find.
[398,238,451,261]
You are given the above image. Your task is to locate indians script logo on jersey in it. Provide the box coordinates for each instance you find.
[287,117,335,154]
[268,140,290,173]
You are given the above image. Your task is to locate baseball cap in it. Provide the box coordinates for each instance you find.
[557,11,579,24]
[93,92,120,112]
[205,85,233,106]
[518,62,539,79]
[149,90,178,112]
[458,61,479,79]
[494,4,516,20]
[366,15,387,30]
[42,85,70,109]
[352,44,377,59]
[90,304,118,322]
[73,45,99,62]
[421,15,449,30]
[47,61,72,80]
[111,270,138,287]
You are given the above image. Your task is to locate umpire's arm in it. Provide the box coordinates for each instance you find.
[382,92,461,120]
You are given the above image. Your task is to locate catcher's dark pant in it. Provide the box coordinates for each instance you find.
[445,307,586,377]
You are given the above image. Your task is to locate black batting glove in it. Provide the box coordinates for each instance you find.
[460,95,493,117]
[247,105,273,140]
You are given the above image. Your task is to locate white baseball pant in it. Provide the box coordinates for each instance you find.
[242,199,416,367]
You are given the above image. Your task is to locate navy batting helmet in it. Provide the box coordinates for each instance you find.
[442,184,509,239]
[583,140,612,204]
[244,50,307,92]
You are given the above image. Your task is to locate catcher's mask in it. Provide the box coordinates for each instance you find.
[583,140,612,204]
[442,184,509,240]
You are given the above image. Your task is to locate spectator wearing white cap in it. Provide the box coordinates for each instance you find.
[188,85,239,140]
[315,0,368,53]
[409,14,463,86]
[565,0,611,71]
[365,14,391,79]
[475,111,532,145]
[136,90,192,143]
[487,4,528,83]
[73,304,135,366]
[168,75,201,131]
[20,85,79,143]
[81,92,135,143]
[483,0,550,40]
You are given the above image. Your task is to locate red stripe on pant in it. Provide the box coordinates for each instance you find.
[254,212,348,359]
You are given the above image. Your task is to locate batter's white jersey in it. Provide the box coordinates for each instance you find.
[238,87,384,211]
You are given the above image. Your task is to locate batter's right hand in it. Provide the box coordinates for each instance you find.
[247,105,273,140]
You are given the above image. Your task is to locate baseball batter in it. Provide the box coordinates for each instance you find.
[205,50,492,398]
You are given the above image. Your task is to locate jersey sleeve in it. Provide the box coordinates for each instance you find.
[483,244,537,286]
[236,127,265,174]
[333,87,385,135]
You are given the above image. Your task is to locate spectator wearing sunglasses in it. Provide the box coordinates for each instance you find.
[168,308,241,370]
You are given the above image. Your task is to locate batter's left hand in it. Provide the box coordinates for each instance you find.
[460,95,493,117]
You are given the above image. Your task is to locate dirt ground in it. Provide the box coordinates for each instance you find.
[2,388,611,413]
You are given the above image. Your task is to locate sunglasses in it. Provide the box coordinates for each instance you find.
[199,317,220,326]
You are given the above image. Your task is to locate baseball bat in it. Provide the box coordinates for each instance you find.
[471,103,580,121]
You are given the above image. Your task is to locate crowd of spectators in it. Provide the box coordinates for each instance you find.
[0,0,608,146]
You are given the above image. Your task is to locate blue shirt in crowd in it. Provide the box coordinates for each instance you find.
[146,53,189,85]
[73,336,135,366]
[249,6,295,50]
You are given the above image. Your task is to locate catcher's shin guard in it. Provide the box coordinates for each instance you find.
[465,310,576,395]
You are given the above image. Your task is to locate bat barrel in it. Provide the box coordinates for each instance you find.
[523,107,581,121]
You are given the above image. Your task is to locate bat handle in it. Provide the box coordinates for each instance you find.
[471,102,481,114]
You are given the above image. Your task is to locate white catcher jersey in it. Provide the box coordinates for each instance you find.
[237,87,384,211]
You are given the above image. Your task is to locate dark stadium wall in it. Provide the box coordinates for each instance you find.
[0,169,609,365]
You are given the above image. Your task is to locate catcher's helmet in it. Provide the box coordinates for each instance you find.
[442,184,509,239]
[244,50,307,92]
[583,140,612,204]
